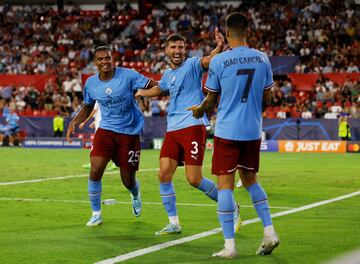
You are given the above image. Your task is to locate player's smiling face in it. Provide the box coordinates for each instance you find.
[165,40,186,68]
[94,50,113,73]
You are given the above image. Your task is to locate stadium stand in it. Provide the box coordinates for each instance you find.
[0,1,359,120]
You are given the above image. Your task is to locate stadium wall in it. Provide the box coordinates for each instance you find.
[1,117,359,142]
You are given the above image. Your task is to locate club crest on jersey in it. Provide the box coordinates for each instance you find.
[105,87,112,95]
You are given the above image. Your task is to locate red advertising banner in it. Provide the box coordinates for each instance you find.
[0,75,56,91]
[288,73,360,91]
[278,140,346,153]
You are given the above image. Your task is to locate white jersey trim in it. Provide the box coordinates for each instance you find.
[204,86,219,93]
[237,164,255,171]
[143,78,151,89]
[264,83,275,90]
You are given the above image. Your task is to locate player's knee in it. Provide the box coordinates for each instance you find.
[159,170,173,183]
[187,176,202,187]
[239,169,257,187]
[90,165,105,180]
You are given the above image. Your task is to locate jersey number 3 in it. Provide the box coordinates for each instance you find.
[237,68,255,103]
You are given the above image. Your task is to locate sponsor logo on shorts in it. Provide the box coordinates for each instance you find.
[191,155,198,160]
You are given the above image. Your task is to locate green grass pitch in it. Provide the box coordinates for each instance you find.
[0,148,359,264]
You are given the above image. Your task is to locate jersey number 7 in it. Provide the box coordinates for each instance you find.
[237,68,255,103]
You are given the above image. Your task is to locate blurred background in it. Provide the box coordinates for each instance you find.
[0,0,359,150]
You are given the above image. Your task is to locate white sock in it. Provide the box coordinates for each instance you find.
[264,225,275,237]
[169,215,180,227]
[224,238,236,251]
[92,210,101,216]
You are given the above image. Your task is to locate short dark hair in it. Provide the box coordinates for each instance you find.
[165,34,186,46]
[226,13,249,37]
[94,46,110,54]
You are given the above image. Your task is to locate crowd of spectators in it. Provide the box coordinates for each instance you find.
[265,77,360,119]
[0,0,359,120]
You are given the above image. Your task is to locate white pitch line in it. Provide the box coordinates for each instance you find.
[95,190,360,264]
[0,167,161,186]
[324,247,360,264]
[0,197,294,210]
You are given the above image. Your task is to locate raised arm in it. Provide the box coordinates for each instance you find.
[200,27,225,69]
[188,91,219,119]
[66,104,94,143]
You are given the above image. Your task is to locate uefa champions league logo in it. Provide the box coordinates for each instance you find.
[105,87,112,95]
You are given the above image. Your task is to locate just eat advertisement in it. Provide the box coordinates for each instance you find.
[278,140,346,153]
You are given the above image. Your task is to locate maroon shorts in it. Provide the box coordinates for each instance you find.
[212,136,261,175]
[160,125,206,166]
[90,128,141,171]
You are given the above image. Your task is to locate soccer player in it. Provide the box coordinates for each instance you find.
[189,13,279,258]
[135,29,241,235]
[66,46,157,226]
[0,107,20,147]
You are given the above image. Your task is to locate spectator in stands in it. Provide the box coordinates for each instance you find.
[276,105,288,119]
[25,86,39,110]
[62,75,74,99]
[301,107,312,119]
[280,79,292,96]
[285,91,297,106]
[43,88,54,112]
[346,61,359,73]
[349,101,359,118]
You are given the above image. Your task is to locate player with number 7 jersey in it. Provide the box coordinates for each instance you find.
[189,13,278,258]
[206,48,274,141]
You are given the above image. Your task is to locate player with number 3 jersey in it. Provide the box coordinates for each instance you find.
[136,30,241,236]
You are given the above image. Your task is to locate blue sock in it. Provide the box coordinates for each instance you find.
[128,179,140,197]
[218,189,235,239]
[198,177,218,202]
[160,182,177,216]
[247,183,272,227]
[88,179,102,212]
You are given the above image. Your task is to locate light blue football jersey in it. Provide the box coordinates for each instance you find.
[205,46,274,141]
[158,57,209,132]
[83,67,150,135]
[6,113,19,129]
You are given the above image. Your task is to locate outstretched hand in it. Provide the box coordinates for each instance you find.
[187,105,204,119]
[214,27,225,50]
